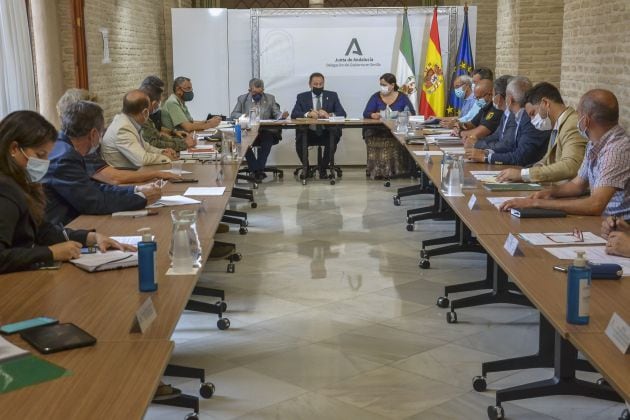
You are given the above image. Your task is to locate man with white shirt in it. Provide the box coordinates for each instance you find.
[496,82,587,183]
[101,90,176,169]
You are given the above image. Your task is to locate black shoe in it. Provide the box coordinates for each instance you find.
[319,168,328,179]
[254,171,266,181]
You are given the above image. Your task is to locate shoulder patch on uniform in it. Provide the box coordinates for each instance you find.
[485,112,495,120]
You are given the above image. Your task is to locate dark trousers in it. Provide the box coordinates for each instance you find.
[295,127,341,170]
[245,130,277,172]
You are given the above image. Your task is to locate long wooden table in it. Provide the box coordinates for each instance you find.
[0,128,259,418]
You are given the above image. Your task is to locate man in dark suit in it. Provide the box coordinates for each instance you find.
[291,72,347,178]
[42,101,162,226]
[466,76,550,166]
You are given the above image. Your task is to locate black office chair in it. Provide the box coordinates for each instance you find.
[293,145,343,185]
[238,144,284,180]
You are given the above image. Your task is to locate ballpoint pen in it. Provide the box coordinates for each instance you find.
[611,215,618,231]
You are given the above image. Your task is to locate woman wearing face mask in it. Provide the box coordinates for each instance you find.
[0,111,133,274]
[362,73,416,180]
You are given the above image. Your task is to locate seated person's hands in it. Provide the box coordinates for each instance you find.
[173,130,187,138]
[49,241,82,261]
[317,109,330,119]
[451,126,461,137]
[498,197,535,212]
[206,116,222,128]
[281,111,289,119]
[463,135,477,148]
[465,148,486,162]
[496,168,523,182]
[370,112,381,120]
[307,110,318,119]
[530,189,554,200]
[161,148,178,160]
[601,216,629,239]
[184,133,196,148]
[137,183,163,204]
[605,231,630,257]
[439,117,458,128]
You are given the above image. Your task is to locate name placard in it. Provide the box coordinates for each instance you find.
[130,297,157,334]
[504,233,520,256]
[605,312,630,354]
[468,194,478,210]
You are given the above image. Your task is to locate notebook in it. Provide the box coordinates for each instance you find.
[69,250,138,272]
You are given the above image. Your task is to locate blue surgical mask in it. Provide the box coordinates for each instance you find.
[577,116,589,140]
[252,93,263,102]
[454,87,465,99]
[182,91,194,102]
[475,97,487,108]
[20,148,49,182]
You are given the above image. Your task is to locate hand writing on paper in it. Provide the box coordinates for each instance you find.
[496,168,523,182]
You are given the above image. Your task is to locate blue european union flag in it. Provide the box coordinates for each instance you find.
[446,8,474,117]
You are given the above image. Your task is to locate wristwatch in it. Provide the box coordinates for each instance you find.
[483,149,490,163]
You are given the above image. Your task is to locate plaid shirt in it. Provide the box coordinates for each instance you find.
[577,124,630,217]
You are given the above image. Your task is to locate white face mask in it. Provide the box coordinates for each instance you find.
[380,85,391,95]
[20,148,50,182]
[531,113,552,131]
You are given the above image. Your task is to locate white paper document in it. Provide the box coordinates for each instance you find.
[413,150,444,156]
[543,246,630,275]
[439,147,466,154]
[183,187,226,196]
[519,232,607,246]
[0,336,28,362]
[486,196,521,209]
[110,236,143,246]
[160,169,193,175]
[147,195,202,208]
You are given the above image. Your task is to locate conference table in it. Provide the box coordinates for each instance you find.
[0,129,258,418]
[391,127,630,416]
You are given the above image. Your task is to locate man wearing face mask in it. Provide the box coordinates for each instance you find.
[439,75,476,128]
[468,76,549,166]
[496,82,587,183]
[500,89,630,217]
[466,75,516,150]
[231,78,288,181]
[139,83,195,152]
[291,72,347,179]
[458,78,503,140]
[161,76,221,132]
[41,101,162,226]
[101,90,175,169]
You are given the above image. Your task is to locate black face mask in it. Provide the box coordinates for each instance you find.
[312,87,324,96]
[182,91,194,102]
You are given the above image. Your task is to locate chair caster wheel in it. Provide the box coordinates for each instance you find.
[446,311,457,324]
[278,172,284,179]
[231,253,242,262]
[302,179,307,185]
[200,382,215,398]
[217,318,230,330]
[393,196,401,206]
[472,376,487,392]
[619,408,630,420]
[436,296,449,308]
[420,249,427,258]
[239,227,248,235]
[384,181,391,187]
[250,202,257,209]
[406,224,414,232]
[243,219,249,226]
[487,405,504,420]
[596,378,609,387]
[215,301,227,312]
[185,413,199,420]
[252,183,259,189]
[330,179,336,185]
[419,259,430,269]
[227,263,235,273]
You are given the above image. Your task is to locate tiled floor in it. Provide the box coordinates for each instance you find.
[145,168,626,420]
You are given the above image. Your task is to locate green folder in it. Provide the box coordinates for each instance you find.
[483,183,543,191]
[0,355,70,394]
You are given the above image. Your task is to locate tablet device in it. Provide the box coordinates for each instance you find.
[20,323,97,354]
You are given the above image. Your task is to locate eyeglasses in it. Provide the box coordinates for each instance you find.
[546,228,584,244]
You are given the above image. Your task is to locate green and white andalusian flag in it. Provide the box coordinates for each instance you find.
[396,10,417,108]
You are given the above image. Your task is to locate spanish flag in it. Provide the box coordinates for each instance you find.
[419,7,445,118]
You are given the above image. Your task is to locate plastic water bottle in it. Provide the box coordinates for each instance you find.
[566,251,591,325]
[137,228,157,292]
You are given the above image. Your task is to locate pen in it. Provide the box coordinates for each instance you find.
[611,216,618,231]
[60,224,70,242]
[132,210,159,218]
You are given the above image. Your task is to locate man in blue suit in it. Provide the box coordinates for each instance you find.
[466,76,550,166]
[291,72,347,178]
[42,101,162,226]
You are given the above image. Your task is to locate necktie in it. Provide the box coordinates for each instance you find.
[549,129,558,149]
[316,95,321,111]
